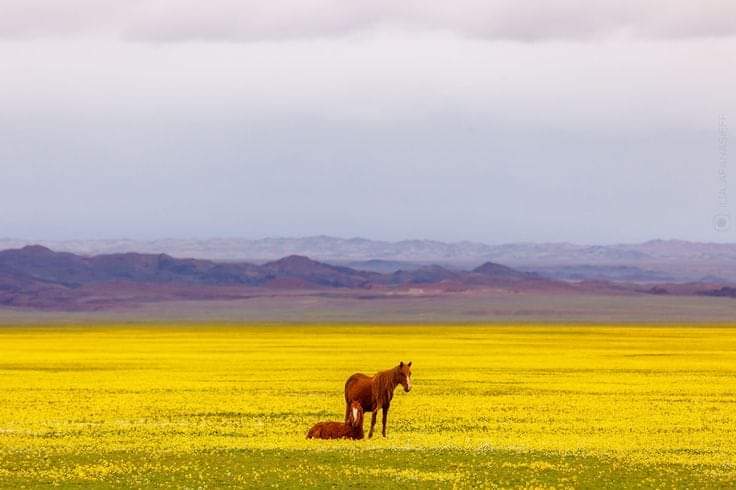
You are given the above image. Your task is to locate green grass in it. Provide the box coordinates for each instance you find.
[3,447,733,489]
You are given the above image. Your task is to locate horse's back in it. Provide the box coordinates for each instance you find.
[344,373,371,395]
[345,372,370,384]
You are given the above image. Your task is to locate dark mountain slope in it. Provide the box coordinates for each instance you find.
[473,262,539,280]
[0,247,382,307]
[261,255,378,288]
[382,265,462,285]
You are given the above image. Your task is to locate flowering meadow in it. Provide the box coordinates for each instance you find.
[0,324,734,488]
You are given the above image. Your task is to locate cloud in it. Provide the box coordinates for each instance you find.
[1,0,735,42]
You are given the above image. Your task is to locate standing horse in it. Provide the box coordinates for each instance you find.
[344,361,412,438]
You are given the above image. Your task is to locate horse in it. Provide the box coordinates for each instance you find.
[344,361,412,438]
[306,400,364,440]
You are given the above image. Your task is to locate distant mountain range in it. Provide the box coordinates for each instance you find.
[0,245,731,310]
[0,245,561,309]
[2,236,736,282]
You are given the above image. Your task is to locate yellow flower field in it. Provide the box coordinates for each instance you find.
[0,324,735,488]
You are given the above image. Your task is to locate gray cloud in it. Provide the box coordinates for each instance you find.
[0,2,734,243]
[0,34,733,243]
[1,0,735,42]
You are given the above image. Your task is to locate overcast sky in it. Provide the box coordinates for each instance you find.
[1,1,734,244]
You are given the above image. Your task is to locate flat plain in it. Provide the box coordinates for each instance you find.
[1,324,735,488]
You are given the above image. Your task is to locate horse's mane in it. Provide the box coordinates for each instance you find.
[372,366,399,407]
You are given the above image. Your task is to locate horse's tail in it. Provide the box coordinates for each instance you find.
[306,425,319,439]
[344,374,355,403]
[344,376,352,422]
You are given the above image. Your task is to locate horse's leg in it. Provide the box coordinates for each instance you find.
[381,406,389,437]
[368,409,378,438]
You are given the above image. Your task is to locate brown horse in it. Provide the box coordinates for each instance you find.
[306,400,364,440]
[344,361,412,438]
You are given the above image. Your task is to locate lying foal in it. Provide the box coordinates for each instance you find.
[307,401,364,440]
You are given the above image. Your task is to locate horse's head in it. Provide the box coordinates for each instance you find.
[349,400,363,427]
[397,361,412,392]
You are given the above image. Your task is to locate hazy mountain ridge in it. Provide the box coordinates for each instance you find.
[3,237,736,282]
[3,237,736,262]
[0,236,499,262]
[0,245,573,309]
[1,245,732,311]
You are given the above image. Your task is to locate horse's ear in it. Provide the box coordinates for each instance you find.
[399,361,404,367]
[408,361,412,367]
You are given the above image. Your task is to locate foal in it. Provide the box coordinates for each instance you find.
[306,401,364,440]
